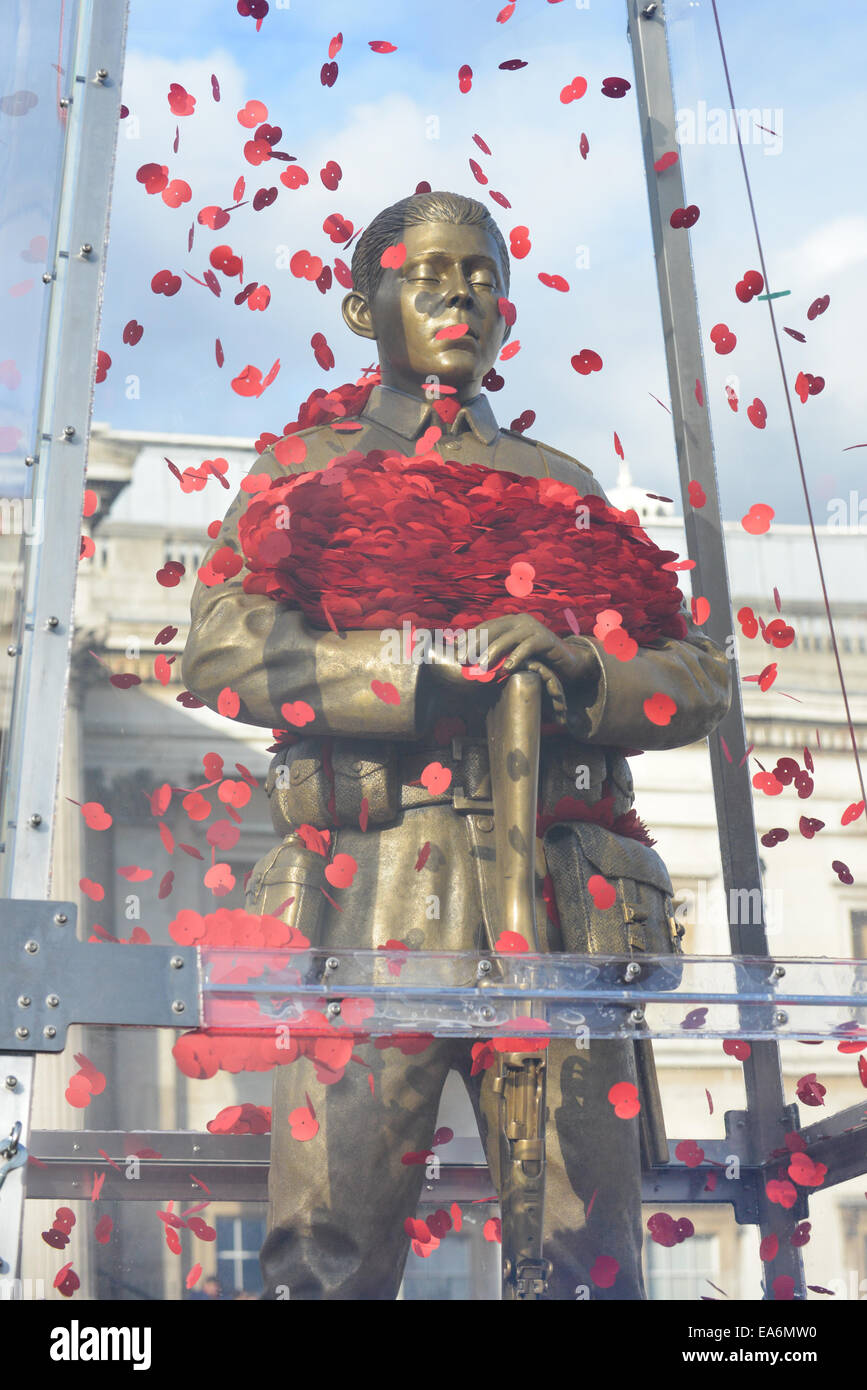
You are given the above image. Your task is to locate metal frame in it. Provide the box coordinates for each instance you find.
[0,0,129,1279]
[0,0,864,1302]
[626,0,807,1295]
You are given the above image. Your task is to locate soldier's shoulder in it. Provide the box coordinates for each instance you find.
[258,418,363,471]
[499,429,598,481]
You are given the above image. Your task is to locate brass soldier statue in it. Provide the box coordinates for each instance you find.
[182,190,731,1300]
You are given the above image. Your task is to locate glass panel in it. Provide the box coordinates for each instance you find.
[12,0,864,1308]
[0,0,80,798]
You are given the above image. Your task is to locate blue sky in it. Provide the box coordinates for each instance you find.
[78,0,867,532]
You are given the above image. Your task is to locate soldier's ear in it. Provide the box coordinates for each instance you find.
[342,291,376,340]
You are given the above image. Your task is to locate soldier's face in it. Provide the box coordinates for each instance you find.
[368,221,508,398]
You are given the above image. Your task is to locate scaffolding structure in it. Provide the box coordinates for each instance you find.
[1,0,864,1302]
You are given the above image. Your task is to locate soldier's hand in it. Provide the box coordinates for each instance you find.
[469,615,600,686]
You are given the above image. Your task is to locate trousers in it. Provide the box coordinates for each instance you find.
[260,1032,646,1300]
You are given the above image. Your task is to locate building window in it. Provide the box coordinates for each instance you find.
[646,1233,720,1301]
[215,1215,266,1296]
[851,910,867,960]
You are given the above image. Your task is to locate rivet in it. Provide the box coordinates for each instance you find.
[15,1027,29,1040]
[624,962,642,982]
[326,1002,341,1019]
[628,1006,646,1024]
[95,68,109,83]
[59,97,70,108]
[325,957,340,972]
[43,1026,56,1039]
[170,956,184,969]
[771,965,786,980]
[24,456,36,467]
[41,271,54,283]
[4,1076,17,1090]
[24,940,39,954]
[78,243,93,258]
[46,995,59,1009]
[6,646,17,656]
[479,1005,495,1022]
[17,997,31,1009]
[46,616,59,629]
[53,913,68,925]
[773,1010,788,1026]
[62,425,75,438]
[28,814,42,828]
[171,1000,185,1014]
[477,959,492,977]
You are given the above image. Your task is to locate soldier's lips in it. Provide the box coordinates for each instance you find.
[432,326,479,343]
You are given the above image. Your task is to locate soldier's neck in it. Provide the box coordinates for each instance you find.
[377,367,484,404]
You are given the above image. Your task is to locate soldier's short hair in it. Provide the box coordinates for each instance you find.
[350,191,511,304]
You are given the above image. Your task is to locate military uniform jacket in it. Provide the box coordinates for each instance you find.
[182,384,731,968]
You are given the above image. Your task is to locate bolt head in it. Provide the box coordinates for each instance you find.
[325,1002,341,1018]
[96,68,109,80]
[24,456,36,467]
[5,1076,18,1090]
[41,271,53,283]
[46,616,59,629]
[325,957,340,972]
[628,1007,646,1024]
[479,1005,495,1021]
[79,243,93,256]
[28,814,42,828]
[624,962,641,982]
[773,1010,788,1026]
[477,959,492,976]
[62,425,75,438]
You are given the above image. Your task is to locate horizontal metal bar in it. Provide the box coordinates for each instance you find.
[5,913,867,1046]
[0,902,199,1050]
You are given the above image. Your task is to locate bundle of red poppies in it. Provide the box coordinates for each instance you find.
[241,375,687,645]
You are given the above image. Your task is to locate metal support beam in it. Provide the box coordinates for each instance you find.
[0,0,129,1281]
[626,0,804,1298]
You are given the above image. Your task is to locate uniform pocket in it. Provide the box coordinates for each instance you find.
[245,834,327,945]
[543,821,683,982]
[330,741,398,825]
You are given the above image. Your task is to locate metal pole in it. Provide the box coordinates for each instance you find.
[0,0,129,1281]
[626,0,804,1297]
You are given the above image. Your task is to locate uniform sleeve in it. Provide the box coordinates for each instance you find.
[552,456,732,751]
[181,436,426,738]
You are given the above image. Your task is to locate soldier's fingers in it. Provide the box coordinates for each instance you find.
[501,637,545,672]
[482,632,525,669]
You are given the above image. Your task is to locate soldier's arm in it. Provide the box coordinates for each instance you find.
[539,444,732,752]
[181,436,429,738]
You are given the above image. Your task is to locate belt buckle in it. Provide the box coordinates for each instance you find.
[451,737,494,813]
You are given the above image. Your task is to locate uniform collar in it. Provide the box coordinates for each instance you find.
[361,383,500,445]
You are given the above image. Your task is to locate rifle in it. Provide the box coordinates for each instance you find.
[485,671,551,1300]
